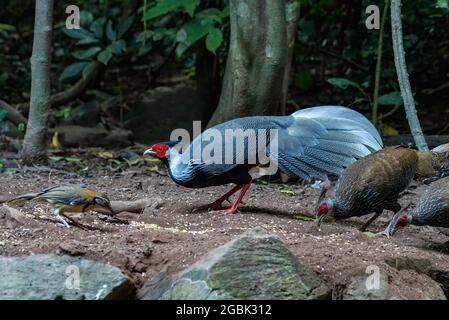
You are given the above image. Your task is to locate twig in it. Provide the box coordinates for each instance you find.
[312,45,370,74]
[390,0,428,151]
[110,198,154,215]
[0,99,27,125]
[372,0,390,127]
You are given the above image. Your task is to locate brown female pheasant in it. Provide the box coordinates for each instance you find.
[315,146,449,231]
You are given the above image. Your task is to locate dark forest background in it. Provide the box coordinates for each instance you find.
[0,0,448,157]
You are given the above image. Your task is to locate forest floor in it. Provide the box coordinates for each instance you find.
[1,148,449,299]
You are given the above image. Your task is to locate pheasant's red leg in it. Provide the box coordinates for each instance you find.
[197,185,244,211]
[222,183,251,215]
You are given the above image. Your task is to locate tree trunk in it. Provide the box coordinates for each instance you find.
[20,0,54,163]
[390,0,428,152]
[281,1,300,115]
[207,0,291,127]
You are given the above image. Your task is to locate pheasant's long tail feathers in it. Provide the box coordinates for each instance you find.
[277,106,383,180]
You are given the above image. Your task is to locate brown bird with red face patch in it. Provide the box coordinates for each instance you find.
[315,146,449,231]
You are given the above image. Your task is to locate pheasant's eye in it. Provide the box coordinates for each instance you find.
[94,197,103,205]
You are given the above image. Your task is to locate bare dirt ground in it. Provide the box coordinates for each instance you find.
[1,149,449,299]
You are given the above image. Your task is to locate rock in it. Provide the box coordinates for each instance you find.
[139,227,330,300]
[385,256,433,275]
[58,241,87,257]
[58,125,132,148]
[0,255,134,300]
[341,266,446,300]
[66,101,100,127]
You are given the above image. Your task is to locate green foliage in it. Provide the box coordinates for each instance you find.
[141,0,228,57]
[294,0,449,128]
[378,92,403,106]
[60,61,89,81]
[48,156,81,163]
[55,107,72,120]
[327,78,363,91]
[60,10,135,81]
[0,108,7,121]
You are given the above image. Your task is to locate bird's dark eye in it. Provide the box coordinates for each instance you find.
[94,197,103,205]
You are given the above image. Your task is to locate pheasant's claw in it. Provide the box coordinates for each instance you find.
[375,230,390,238]
[197,201,228,212]
[221,207,239,215]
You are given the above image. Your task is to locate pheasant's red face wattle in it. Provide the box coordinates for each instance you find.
[395,215,408,228]
[317,203,329,217]
[151,144,169,158]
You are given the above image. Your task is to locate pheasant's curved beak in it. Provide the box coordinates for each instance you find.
[315,215,324,227]
[143,149,156,157]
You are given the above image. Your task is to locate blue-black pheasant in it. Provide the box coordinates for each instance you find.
[144,106,383,214]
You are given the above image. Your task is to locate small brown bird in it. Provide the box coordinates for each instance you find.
[315,146,449,231]
[8,185,112,228]
[380,176,449,237]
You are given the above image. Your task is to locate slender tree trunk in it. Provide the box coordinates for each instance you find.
[208,0,294,127]
[21,0,54,163]
[281,1,300,115]
[390,0,428,151]
[372,0,389,127]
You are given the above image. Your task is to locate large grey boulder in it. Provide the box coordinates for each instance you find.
[140,227,330,300]
[0,254,134,300]
[341,260,447,300]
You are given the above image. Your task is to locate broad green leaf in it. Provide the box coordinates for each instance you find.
[363,231,377,238]
[59,61,89,81]
[97,49,113,65]
[181,0,200,16]
[49,156,81,163]
[179,18,214,46]
[106,20,117,41]
[80,10,94,26]
[293,214,314,222]
[90,17,106,38]
[82,61,97,80]
[378,92,404,106]
[117,15,134,38]
[196,8,222,22]
[76,37,99,45]
[280,189,296,196]
[0,24,15,32]
[72,46,102,60]
[110,40,126,55]
[63,27,94,40]
[436,0,449,9]
[0,109,7,121]
[136,30,153,43]
[55,107,71,119]
[327,77,363,91]
[143,0,200,21]
[205,27,223,53]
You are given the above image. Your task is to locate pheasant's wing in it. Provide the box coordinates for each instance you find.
[273,106,383,181]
